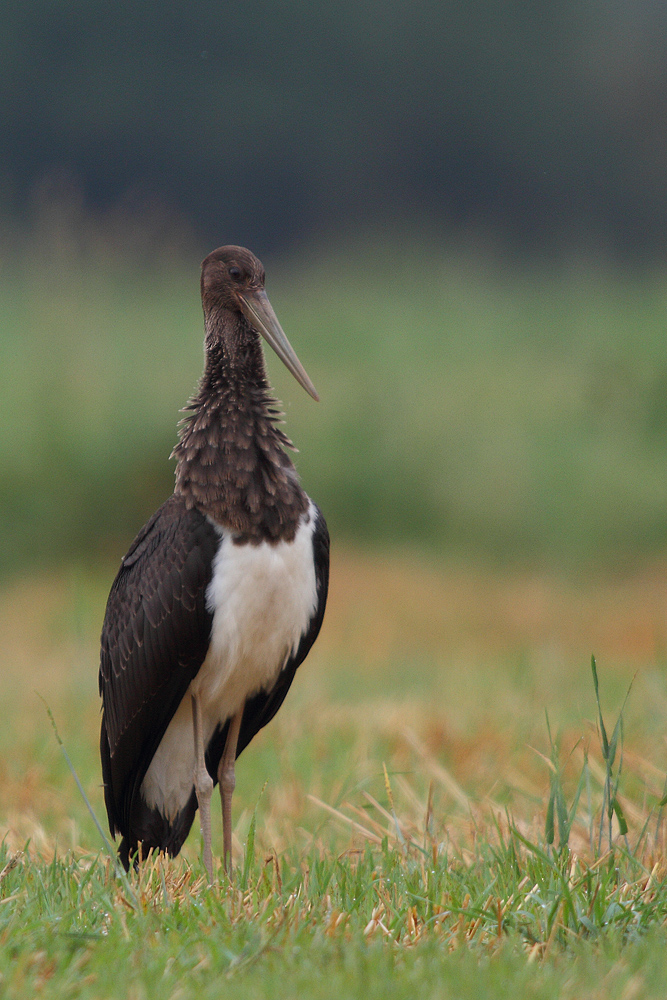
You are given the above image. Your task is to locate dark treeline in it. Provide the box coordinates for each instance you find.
[3,1,667,256]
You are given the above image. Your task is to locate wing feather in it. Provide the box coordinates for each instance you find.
[99,494,219,842]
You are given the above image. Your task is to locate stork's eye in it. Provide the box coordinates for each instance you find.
[228,266,243,282]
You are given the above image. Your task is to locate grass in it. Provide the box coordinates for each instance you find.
[2,556,667,996]
[1,828,666,999]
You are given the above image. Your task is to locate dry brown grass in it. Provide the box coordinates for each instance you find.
[326,548,667,665]
[1,549,667,864]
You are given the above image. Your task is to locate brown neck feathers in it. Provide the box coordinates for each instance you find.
[172,314,308,543]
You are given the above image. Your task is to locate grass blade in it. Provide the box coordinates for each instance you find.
[591,656,610,761]
[39,696,137,904]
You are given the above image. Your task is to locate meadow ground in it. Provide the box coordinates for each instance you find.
[4,231,667,995]
[2,551,667,998]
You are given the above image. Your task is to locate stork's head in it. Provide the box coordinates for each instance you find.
[201,246,318,401]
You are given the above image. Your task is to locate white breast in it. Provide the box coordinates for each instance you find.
[141,501,319,819]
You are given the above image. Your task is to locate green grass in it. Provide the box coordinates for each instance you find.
[1,829,667,1000]
[3,563,667,997]
[2,695,667,999]
[4,235,667,572]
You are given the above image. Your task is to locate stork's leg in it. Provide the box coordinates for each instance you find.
[218,708,244,875]
[191,692,214,883]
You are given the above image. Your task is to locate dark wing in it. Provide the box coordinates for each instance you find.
[99,494,219,848]
[205,502,330,777]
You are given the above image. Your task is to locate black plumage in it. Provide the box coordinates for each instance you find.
[99,247,329,876]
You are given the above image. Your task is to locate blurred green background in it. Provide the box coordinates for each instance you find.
[3,1,667,575]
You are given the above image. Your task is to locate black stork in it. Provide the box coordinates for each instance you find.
[99,246,329,880]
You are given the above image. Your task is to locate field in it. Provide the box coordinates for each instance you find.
[3,233,667,996]
[3,555,667,997]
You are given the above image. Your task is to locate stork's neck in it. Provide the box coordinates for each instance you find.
[172,311,308,543]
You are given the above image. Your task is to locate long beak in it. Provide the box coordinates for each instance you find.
[239,289,319,401]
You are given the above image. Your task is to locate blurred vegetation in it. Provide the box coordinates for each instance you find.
[4,0,667,574]
[4,221,667,576]
[2,1,667,255]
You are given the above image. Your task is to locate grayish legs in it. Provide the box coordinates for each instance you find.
[192,692,214,883]
[218,708,244,875]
